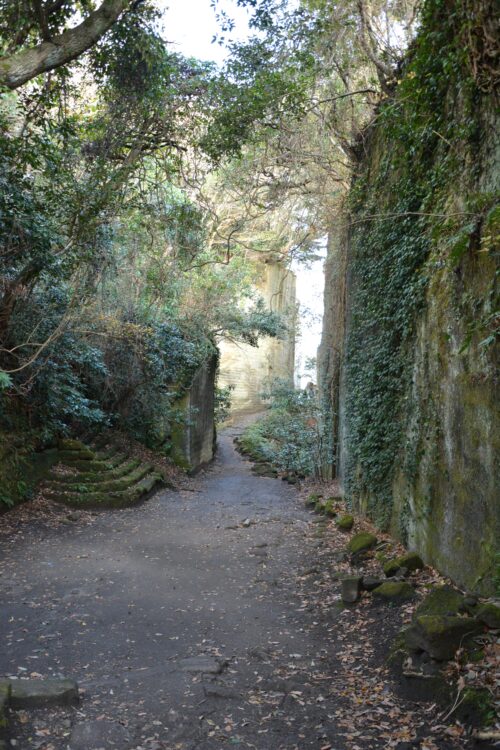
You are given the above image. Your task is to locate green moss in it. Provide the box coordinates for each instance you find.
[323,500,337,517]
[52,472,163,509]
[415,586,465,617]
[57,438,88,452]
[372,581,415,602]
[475,602,500,629]
[383,559,402,577]
[398,552,424,572]
[348,532,377,554]
[454,688,496,727]
[48,464,153,494]
[54,458,141,483]
[336,514,354,530]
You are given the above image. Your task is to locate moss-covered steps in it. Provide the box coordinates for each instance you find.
[44,438,163,509]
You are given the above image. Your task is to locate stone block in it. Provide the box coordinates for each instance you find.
[9,678,79,709]
[341,576,362,603]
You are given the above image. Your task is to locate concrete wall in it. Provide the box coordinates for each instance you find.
[219,262,296,415]
[171,355,217,472]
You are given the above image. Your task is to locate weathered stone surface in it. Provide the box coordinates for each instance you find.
[383,559,402,577]
[341,576,362,603]
[415,585,465,618]
[474,602,500,629]
[323,500,337,517]
[58,438,88,452]
[384,552,424,578]
[372,581,414,603]
[362,576,383,592]
[336,514,354,531]
[348,532,377,555]
[404,615,483,661]
[69,720,133,749]
[9,678,79,709]
[397,552,424,572]
[179,656,226,674]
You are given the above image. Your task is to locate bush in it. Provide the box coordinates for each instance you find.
[240,379,328,477]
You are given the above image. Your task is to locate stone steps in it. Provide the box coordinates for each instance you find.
[44,438,163,509]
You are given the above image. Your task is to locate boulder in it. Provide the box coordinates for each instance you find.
[9,678,79,709]
[383,559,402,577]
[384,552,424,577]
[415,585,465,618]
[336,514,354,531]
[362,576,383,592]
[348,532,377,555]
[404,615,483,661]
[398,552,424,573]
[475,602,500,629]
[323,500,337,518]
[372,581,415,603]
[341,576,362,604]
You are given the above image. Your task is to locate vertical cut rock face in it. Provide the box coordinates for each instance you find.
[219,261,296,415]
[317,1,499,594]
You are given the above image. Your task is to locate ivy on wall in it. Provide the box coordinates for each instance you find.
[342,0,498,527]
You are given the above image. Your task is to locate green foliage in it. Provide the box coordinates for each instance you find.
[241,379,328,477]
[343,0,498,526]
[214,384,234,425]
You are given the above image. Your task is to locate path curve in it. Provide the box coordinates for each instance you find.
[0,425,346,749]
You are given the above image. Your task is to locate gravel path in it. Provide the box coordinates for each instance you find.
[0,426,350,749]
[0,426,488,750]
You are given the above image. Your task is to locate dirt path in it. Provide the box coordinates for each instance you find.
[0,426,486,750]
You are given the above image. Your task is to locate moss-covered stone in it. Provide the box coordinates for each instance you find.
[57,448,96,462]
[372,581,415,603]
[453,687,496,727]
[50,458,140,484]
[415,585,465,618]
[404,615,483,661]
[336,514,354,530]
[304,496,317,508]
[314,500,326,514]
[57,438,85,451]
[323,500,337,517]
[48,464,153,495]
[383,559,402,577]
[398,552,424,572]
[308,493,323,502]
[51,473,163,509]
[384,552,424,577]
[475,602,500,629]
[348,532,377,554]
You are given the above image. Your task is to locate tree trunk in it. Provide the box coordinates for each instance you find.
[0,0,131,89]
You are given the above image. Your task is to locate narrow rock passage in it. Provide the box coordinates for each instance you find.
[0,427,479,750]
[1,425,347,749]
